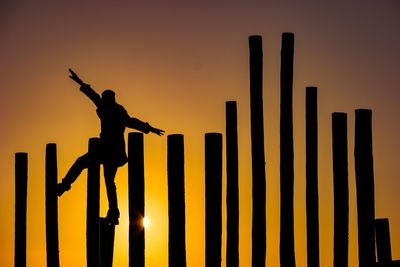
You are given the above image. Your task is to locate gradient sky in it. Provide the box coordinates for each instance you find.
[1,0,400,266]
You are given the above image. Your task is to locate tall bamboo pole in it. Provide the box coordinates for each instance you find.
[15,152,28,267]
[306,87,319,267]
[332,112,349,267]
[226,101,239,267]
[249,35,267,267]
[86,138,101,267]
[99,218,115,267]
[167,134,187,267]
[354,109,376,267]
[128,132,145,267]
[280,32,296,267]
[45,143,60,267]
[205,133,223,267]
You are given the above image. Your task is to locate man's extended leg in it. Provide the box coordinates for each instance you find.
[57,153,90,196]
[104,163,119,225]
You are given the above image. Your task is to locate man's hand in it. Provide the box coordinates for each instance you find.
[150,126,165,136]
[69,68,86,86]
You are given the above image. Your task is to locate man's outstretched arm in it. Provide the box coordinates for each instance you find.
[126,117,165,136]
[69,69,101,107]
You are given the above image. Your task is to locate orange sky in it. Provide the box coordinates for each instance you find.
[1,1,400,266]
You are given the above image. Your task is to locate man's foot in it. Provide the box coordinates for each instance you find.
[106,209,120,225]
[57,182,71,197]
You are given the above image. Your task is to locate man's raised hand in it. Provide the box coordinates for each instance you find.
[150,126,165,136]
[69,69,86,86]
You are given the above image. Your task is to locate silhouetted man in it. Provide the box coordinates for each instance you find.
[57,69,164,225]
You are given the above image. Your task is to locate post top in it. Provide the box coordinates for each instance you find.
[168,134,184,139]
[281,33,294,48]
[282,32,295,38]
[355,109,372,116]
[249,35,262,40]
[332,112,348,119]
[128,132,144,137]
[205,132,223,138]
[332,111,347,116]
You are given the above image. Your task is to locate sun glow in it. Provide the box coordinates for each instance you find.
[143,217,150,228]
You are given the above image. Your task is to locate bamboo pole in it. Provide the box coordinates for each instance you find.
[167,134,187,267]
[205,133,223,267]
[249,35,267,267]
[45,143,60,267]
[354,109,376,267]
[99,217,115,267]
[15,152,28,267]
[306,87,319,267]
[280,32,296,267]
[375,218,392,265]
[128,132,145,267]
[226,101,239,267]
[86,137,101,267]
[332,112,349,267]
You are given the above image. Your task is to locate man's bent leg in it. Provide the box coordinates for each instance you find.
[57,153,90,196]
[104,163,119,225]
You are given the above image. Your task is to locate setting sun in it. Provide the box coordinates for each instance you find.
[143,217,150,228]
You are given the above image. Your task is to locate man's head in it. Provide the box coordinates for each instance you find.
[102,89,116,104]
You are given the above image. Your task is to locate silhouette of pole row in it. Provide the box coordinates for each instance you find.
[376,218,392,265]
[128,133,145,267]
[205,133,223,267]
[12,33,400,267]
[332,112,349,267]
[306,87,320,267]
[14,152,27,267]
[375,218,400,267]
[355,109,376,267]
[167,134,187,267]
[45,144,60,267]
[280,32,296,267]
[226,101,239,267]
[249,34,267,267]
[99,218,115,267]
[87,138,101,267]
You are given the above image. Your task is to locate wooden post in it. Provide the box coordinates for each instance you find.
[249,35,267,267]
[15,152,28,267]
[87,138,101,267]
[306,87,319,267]
[280,32,296,267]
[128,132,145,267]
[226,101,239,267]
[167,134,187,267]
[99,217,115,267]
[332,112,349,267]
[205,133,223,267]
[45,143,60,267]
[375,218,392,265]
[354,109,376,267]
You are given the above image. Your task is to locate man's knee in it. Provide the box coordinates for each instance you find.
[104,165,118,180]
[76,154,90,167]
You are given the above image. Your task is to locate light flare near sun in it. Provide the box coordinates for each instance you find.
[143,217,150,228]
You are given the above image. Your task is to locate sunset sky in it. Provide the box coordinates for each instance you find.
[1,1,400,266]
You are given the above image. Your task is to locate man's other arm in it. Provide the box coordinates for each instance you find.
[126,115,164,136]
